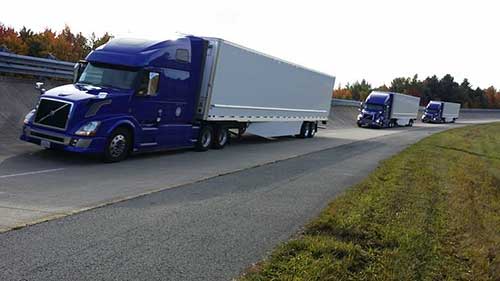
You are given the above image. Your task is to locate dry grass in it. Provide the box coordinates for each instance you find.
[241,123,500,281]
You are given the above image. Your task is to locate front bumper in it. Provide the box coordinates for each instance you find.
[20,125,106,154]
[421,115,441,123]
[357,119,383,128]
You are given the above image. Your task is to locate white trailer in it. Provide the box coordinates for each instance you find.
[441,102,460,121]
[390,93,420,126]
[196,38,336,138]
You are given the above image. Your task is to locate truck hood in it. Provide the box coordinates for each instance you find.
[42,84,132,102]
[34,84,132,133]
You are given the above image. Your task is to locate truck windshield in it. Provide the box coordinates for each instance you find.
[426,103,440,112]
[364,103,384,111]
[78,63,139,90]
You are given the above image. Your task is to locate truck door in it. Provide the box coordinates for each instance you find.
[130,70,164,147]
[155,68,193,147]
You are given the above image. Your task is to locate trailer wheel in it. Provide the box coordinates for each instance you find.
[213,126,229,149]
[195,125,213,152]
[103,128,131,163]
[298,122,310,138]
[451,118,456,123]
[408,119,414,127]
[307,122,317,138]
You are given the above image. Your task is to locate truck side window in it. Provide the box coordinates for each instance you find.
[175,49,190,63]
[137,71,160,96]
[147,72,160,96]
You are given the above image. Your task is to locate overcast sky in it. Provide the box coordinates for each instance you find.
[1,0,498,88]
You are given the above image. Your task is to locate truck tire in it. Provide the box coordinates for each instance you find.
[213,126,229,149]
[307,122,317,138]
[408,119,414,127]
[103,128,131,163]
[298,122,310,138]
[195,125,213,151]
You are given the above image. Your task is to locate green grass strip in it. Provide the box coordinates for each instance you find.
[242,123,500,281]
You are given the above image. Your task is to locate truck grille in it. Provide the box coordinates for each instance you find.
[34,98,72,130]
[362,113,374,120]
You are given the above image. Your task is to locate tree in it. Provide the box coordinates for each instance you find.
[333,87,352,100]
[347,79,371,101]
[90,32,113,50]
[0,23,27,54]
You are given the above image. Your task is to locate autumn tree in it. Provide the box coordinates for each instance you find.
[0,23,112,61]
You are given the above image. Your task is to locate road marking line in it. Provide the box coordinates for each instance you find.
[0,168,65,179]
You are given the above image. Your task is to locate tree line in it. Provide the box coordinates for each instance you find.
[0,23,112,62]
[334,75,500,109]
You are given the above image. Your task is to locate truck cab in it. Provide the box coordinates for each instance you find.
[357,92,391,128]
[21,36,208,162]
[422,101,443,123]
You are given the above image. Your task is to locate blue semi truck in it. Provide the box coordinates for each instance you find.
[357,91,420,128]
[20,36,335,162]
[421,101,460,123]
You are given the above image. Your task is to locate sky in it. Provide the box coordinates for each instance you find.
[1,0,498,89]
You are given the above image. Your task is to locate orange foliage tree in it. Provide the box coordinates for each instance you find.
[0,23,111,62]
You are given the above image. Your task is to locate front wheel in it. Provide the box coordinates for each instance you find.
[103,128,131,163]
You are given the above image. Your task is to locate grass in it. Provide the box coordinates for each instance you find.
[241,123,500,281]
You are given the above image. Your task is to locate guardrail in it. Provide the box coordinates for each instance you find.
[0,52,74,79]
[331,98,361,107]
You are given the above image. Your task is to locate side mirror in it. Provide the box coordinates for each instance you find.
[35,82,45,95]
[73,60,88,83]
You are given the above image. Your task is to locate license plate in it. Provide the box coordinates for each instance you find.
[40,140,51,149]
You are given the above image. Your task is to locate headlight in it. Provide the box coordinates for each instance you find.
[75,121,101,136]
[23,110,36,124]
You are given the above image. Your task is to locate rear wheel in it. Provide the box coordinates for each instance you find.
[307,122,317,138]
[103,128,131,163]
[195,125,213,151]
[213,126,229,149]
[298,122,310,138]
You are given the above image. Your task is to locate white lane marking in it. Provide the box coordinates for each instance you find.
[0,168,65,179]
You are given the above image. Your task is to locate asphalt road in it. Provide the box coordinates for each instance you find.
[0,121,410,231]
[0,123,482,281]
